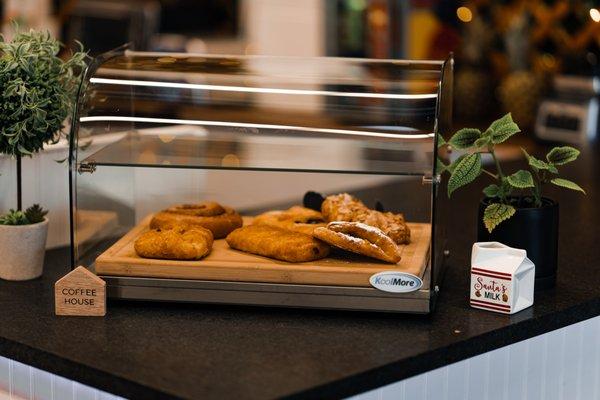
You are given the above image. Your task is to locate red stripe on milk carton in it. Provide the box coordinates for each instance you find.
[472,267,512,278]
[470,298,511,310]
[470,302,511,313]
[472,271,512,281]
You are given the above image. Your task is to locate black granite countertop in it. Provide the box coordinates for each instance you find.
[0,145,599,400]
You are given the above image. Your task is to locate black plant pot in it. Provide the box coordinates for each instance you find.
[477,197,559,291]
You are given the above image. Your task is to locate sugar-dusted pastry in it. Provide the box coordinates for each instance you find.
[321,193,411,244]
[359,210,411,245]
[134,225,213,260]
[252,206,326,235]
[150,202,242,239]
[226,225,330,263]
[313,221,401,263]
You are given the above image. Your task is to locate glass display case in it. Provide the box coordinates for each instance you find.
[69,49,453,313]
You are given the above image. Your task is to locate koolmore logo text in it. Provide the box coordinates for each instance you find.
[369,272,423,293]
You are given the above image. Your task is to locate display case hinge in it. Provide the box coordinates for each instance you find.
[78,161,96,174]
[422,174,441,185]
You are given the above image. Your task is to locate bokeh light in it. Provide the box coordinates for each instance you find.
[457,7,473,23]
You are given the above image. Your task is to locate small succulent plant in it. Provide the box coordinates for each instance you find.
[438,113,585,232]
[0,204,48,225]
[24,204,48,224]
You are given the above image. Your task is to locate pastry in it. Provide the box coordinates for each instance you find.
[321,193,411,244]
[134,225,213,260]
[252,206,326,234]
[313,221,401,263]
[150,202,242,239]
[226,225,330,262]
[360,210,411,245]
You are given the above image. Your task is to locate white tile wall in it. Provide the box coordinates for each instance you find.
[0,357,124,400]
[0,317,598,399]
[348,316,600,400]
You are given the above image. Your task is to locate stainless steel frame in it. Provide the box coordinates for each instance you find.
[101,263,435,313]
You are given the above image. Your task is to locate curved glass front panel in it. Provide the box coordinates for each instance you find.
[75,52,445,175]
[70,51,452,313]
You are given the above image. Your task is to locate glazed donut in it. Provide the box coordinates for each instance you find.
[252,206,326,235]
[313,221,401,263]
[150,202,243,239]
[134,225,213,260]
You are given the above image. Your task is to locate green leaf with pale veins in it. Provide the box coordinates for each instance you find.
[506,170,535,188]
[436,157,447,174]
[483,203,516,232]
[489,113,521,144]
[448,128,481,149]
[447,154,466,173]
[447,153,482,197]
[550,178,586,194]
[546,146,580,165]
[483,184,500,198]
[474,136,490,148]
[521,147,555,172]
[437,134,446,148]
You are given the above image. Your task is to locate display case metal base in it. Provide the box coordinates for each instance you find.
[102,276,432,314]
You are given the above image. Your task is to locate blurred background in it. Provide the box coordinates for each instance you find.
[2,0,599,249]
[3,0,600,136]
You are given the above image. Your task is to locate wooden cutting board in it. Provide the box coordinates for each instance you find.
[95,215,431,287]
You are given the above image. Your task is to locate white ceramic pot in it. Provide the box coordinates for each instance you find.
[0,218,49,281]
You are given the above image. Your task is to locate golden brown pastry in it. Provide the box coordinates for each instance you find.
[150,202,242,239]
[134,225,213,260]
[321,193,410,244]
[252,206,326,235]
[313,221,401,263]
[226,225,330,263]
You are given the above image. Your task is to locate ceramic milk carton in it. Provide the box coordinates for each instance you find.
[470,242,535,314]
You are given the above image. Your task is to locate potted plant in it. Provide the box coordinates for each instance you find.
[439,113,585,289]
[0,27,86,280]
[0,205,49,280]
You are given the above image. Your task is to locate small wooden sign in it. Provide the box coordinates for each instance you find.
[55,266,106,316]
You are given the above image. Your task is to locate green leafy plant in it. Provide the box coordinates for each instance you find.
[439,113,585,232]
[1,25,87,212]
[0,204,47,225]
[0,27,87,156]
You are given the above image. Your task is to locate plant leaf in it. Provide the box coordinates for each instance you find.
[448,128,481,149]
[436,157,447,174]
[483,203,516,232]
[500,177,513,197]
[489,113,521,144]
[447,153,482,197]
[437,134,446,148]
[483,184,500,198]
[24,204,48,224]
[550,178,586,194]
[447,154,466,173]
[507,170,535,188]
[17,145,32,155]
[546,146,580,165]
[474,136,490,148]
[522,147,558,173]
[530,157,558,173]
